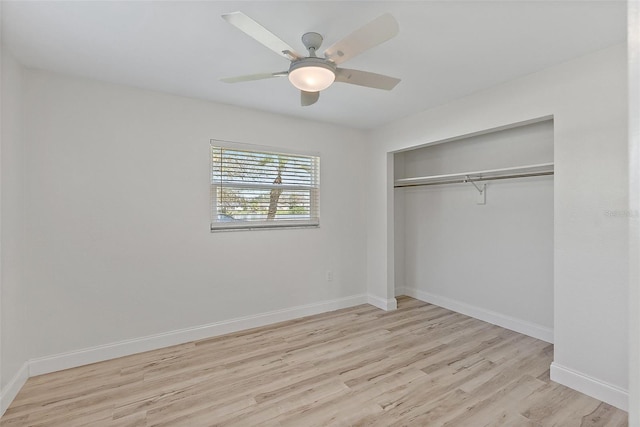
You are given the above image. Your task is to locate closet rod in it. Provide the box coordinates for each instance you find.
[394,171,554,188]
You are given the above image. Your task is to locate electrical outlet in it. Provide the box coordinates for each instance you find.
[326,271,333,282]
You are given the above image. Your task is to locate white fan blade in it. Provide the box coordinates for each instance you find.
[335,68,400,90]
[301,91,319,106]
[323,13,399,65]
[222,12,302,60]
[221,72,288,83]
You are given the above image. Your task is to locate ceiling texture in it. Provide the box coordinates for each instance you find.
[1,1,627,129]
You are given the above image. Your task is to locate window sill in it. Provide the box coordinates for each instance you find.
[210,223,320,232]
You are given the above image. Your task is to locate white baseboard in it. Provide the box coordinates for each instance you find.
[367,294,398,311]
[395,287,406,297]
[403,287,554,344]
[29,294,368,377]
[3,293,627,417]
[1,362,29,417]
[0,294,367,414]
[551,362,628,411]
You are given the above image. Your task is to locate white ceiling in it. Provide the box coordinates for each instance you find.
[1,1,627,129]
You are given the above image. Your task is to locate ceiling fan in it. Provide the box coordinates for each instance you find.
[220,12,401,106]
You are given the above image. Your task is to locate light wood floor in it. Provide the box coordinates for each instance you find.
[1,297,628,426]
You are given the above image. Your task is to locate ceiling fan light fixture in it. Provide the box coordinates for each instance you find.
[221,12,401,106]
[288,59,336,92]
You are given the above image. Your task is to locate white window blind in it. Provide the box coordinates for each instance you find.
[210,141,320,231]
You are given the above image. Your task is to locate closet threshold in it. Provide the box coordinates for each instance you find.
[394,162,554,188]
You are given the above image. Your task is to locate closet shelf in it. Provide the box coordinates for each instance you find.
[394,162,554,188]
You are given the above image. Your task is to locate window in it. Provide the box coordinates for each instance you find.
[210,140,320,231]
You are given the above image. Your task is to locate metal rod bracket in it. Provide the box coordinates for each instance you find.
[465,176,485,193]
[464,176,486,204]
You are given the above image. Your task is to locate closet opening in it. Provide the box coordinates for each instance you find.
[393,118,554,344]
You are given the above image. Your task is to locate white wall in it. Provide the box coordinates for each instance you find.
[627,2,640,423]
[396,120,554,339]
[398,120,554,175]
[366,44,628,409]
[20,69,368,361]
[1,49,27,399]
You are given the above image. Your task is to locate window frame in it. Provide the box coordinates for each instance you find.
[210,140,320,232]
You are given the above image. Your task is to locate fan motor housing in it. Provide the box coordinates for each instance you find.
[289,57,336,74]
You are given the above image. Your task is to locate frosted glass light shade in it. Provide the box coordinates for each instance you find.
[288,63,336,92]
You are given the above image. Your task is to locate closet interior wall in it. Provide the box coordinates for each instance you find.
[394,119,554,338]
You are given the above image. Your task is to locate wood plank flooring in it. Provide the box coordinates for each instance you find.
[1,297,628,426]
